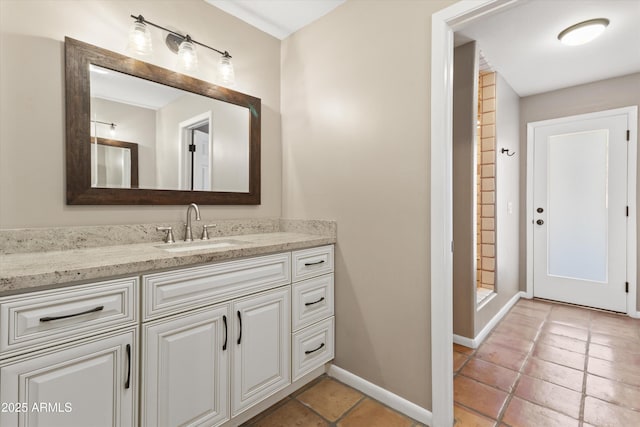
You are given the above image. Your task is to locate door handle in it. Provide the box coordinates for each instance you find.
[536,219,544,225]
[237,311,242,345]
[222,315,228,351]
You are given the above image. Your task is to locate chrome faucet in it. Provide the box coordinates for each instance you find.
[184,203,201,242]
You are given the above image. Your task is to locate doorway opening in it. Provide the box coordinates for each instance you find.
[179,112,212,191]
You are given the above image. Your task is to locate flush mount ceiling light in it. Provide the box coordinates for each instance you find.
[128,14,235,86]
[558,18,610,46]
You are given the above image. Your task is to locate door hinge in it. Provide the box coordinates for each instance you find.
[625,282,629,293]
[451,241,454,253]
[188,144,196,152]
[627,130,630,141]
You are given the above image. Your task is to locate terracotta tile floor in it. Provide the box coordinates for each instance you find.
[454,298,640,426]
[242,376,426,427]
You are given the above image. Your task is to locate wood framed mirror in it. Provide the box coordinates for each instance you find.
[65,37,261,205]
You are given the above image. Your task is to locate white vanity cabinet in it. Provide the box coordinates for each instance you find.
[140,254,293,426]
[141,304,230,427]
[290,246,335,382]
[0,278,139,427]
[231,287,290,416]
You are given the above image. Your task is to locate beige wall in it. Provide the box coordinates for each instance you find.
[519,72,640,312]
[476,73,521,333]
[452,42,478,339]
[281,0,456,410]
[0,0,281,227]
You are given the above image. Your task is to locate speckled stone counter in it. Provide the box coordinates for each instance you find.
[0,219,336,295]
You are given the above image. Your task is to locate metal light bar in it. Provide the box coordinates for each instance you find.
[130,14,232,58]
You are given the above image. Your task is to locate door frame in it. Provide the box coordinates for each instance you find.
[178,111,213,190]
[525,106,638,316]
[430,1,518,425]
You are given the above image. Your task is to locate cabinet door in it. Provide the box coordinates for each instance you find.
[0,328,137,427]
[142,304,229,427]
[232,287,290,416]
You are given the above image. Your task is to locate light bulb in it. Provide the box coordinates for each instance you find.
[178,36,198,71]
[558,18,609,46]
[218,53,235,86]
[109,123,116,137]
[127,19,152,56]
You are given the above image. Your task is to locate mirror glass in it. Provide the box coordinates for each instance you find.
[65,37,260,205]
[90,65,250,192]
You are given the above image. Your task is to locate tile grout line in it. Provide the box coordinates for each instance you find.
[494,304,550,426]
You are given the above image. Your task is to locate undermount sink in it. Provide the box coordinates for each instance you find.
[155,239,244,253]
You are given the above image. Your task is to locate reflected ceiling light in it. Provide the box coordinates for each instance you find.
[558,18,609,46]
[92,120,117,138]
[128,14,235,86]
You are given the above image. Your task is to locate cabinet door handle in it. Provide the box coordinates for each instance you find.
[237,311,242,345]
[125,344,131,389]
[222,315,228,351]
[304,297,325,306]
[305,343,325,355]
[304,260,325,266]
[39,305,104,322]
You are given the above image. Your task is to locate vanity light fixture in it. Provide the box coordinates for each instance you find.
[91,120,117,137]
[558,18,609,46]
[128,14,235,85]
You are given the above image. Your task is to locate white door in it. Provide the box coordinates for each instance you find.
[232,287,290,416]
[0,328,137,427]
[192,128,211,191]
[531,110,630,312]
[141,304,229,427]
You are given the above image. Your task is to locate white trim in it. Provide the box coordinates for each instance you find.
[452,334,475,349]
[430,1,515,426]
[525,106,638,316]
[327,365,432,426]
[476,290,497,311]
[474,291,525,346]
[453,291,525,349]
[626,106,638,317]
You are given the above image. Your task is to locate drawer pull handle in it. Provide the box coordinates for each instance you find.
[305,297,325,306]
[39,305,104,322]
[125,344,131,389]
[222,315,228,351]
[237,311,242,345]
[304,260,325,267]
[305,343,325,355]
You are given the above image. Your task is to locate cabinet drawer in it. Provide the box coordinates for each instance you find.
[292,274,334,331]
[143,252,290,321]
[292,317,334,382]
[292,245,334,282]
[0,277,138,359]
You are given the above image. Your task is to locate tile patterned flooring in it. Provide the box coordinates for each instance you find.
[454,298,640,426]
[241,376,426,427]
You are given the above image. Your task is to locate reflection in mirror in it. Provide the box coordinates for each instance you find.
[89,65,249,192]
[90,137,139,189]
[65,37,260,205]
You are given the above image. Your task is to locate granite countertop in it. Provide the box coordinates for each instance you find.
[0,221,336,295]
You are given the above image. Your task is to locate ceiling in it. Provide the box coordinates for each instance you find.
[203,0,639,97]
[455,0,640,96]
[204,0,345,40]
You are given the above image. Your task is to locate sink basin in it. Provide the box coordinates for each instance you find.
[155,239,243,253]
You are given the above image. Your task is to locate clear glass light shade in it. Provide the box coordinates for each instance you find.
[178,39,198,71]
[218,55,236,86]
[109,124,116,138]
[558,18,609,46]
[127,21,152,55]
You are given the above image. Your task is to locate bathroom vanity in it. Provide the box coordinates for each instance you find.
[0,221,336,427]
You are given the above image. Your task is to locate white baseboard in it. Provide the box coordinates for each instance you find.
[629,310,640,319]
[453,291,525,349]
[327,365,432,426]
[452,333,476,349]
[474,291,525,346]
